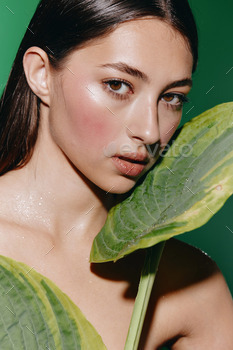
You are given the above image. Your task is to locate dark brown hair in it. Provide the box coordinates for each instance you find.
[0,0,198,175]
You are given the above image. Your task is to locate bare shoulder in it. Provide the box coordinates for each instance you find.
[141,239,233,349]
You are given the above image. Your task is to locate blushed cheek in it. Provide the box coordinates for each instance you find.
[65,89,118,153]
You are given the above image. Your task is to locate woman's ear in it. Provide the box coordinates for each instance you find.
[23,47,51,106]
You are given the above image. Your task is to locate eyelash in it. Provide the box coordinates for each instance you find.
[160,93,189,111]
[102,79,133,100]
[102,79,189,110]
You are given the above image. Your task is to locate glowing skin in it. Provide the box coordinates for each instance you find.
[1,18,233,350]
[48,18,193,194]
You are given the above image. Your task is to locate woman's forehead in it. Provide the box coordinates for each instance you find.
[82,17,189,49]
[64,18,193,80]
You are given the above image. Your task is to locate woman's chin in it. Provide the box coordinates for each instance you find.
[100,176,139,195]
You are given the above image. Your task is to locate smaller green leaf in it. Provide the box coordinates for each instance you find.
[0,255,107,350]
[90,102,233,262]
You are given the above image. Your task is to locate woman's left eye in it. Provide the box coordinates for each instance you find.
[103,79,133,100]
[161,93,189,110]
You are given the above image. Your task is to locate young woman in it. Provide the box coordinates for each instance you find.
[0,0,233,348]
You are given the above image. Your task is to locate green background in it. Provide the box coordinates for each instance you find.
[181,0,233,296]
[0,0,232,297]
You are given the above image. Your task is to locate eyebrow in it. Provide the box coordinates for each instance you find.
[99,62,149,82]
[161,78,193,94]
[99,61,193,91]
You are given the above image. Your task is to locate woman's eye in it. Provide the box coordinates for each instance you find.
[161,93,189,110]
[103,79,133,100]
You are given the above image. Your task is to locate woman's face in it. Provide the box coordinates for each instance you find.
[48,18,193,193]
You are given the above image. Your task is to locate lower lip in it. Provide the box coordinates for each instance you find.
[112,157,146,177]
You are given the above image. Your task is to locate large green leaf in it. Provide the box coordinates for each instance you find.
[90,102,233,262]
[0,255,106,349]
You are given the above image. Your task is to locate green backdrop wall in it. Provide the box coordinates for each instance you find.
[0,0,232,294]
[181,0,233,296]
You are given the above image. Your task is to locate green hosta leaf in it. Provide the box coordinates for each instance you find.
[90,102,233,262]
[0,255,106,350]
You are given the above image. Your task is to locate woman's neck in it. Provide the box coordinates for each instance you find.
[0,118,116,245]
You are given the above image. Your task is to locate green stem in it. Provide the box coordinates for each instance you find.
[124,242,166,350]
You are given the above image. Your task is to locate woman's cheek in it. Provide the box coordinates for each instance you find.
[159,113,182,146]
[66,89,120,153]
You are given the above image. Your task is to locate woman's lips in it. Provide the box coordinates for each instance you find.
[112,155,148,177]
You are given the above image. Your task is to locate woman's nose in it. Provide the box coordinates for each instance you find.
[126,99,160,145]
